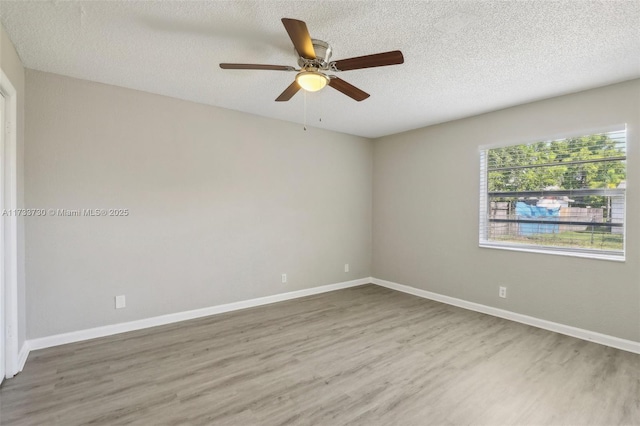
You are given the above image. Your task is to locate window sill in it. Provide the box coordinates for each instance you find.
[479,242,625,262]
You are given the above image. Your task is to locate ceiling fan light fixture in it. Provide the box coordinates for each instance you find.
[296,71,329,92]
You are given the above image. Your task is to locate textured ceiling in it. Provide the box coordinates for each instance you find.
[1,1,639,138]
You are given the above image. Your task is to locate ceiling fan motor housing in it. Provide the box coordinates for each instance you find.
[297,39,332,69]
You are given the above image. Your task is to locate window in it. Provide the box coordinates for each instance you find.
[479,128,626,260]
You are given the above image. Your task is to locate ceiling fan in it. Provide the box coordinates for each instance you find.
[220,18,404,102]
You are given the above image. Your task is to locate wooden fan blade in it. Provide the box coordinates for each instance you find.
[281,18,316,60]
[331,50,404,71]
[328,77,370,101]
[275,81,301,102]
[220,63,296,71]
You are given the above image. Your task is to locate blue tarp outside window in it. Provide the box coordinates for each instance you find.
[515,202,560,236]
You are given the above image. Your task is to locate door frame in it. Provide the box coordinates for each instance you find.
[0,68,19,379]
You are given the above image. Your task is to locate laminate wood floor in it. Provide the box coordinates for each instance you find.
[1,285,638,425]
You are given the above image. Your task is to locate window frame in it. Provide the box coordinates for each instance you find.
[478,125,627,262]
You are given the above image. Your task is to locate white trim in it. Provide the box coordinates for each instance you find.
[479,243,625,262]
[371,277,640,355]
[17,341,29,372]
[479,149,488,246]
[0,69,19,378]
[28,278,371,351]
[24,276,638,363]
[0,86,5,386]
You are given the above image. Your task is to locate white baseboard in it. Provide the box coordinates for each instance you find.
[27,278,371,351]
[17,341,30,373]
[3,341,30,380]
[25,276,639,359]
[372,277,640,355]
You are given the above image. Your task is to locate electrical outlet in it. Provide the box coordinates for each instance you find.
[282,273,287,284]
[499,286,507,298]
[115,295,126,309]
[344,263,350,272]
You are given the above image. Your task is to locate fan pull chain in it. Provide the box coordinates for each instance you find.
[303,90,307,131]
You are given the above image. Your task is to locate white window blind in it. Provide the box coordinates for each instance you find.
[479,128,626,260]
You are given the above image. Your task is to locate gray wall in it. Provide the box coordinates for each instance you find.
[22,68,640,343]
[0,24,26,349]
[373,79,640,342]
[25,70,372,338]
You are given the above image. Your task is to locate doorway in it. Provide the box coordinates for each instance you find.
[0,68,19,382]
[0,90,5,384]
